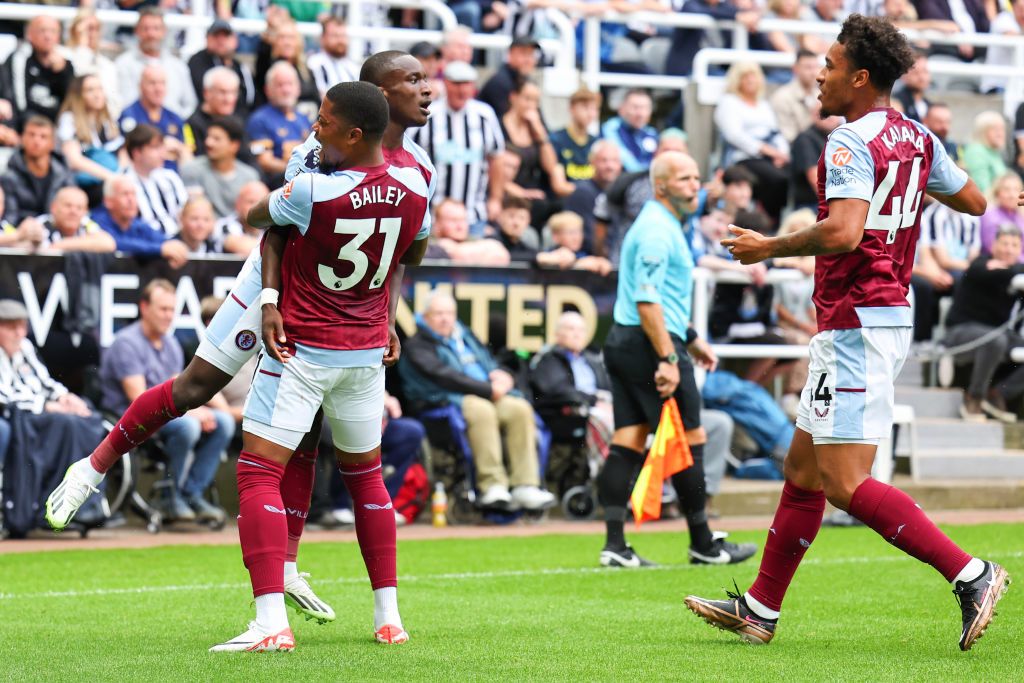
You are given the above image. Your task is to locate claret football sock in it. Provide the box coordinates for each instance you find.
[848,477,973,582]
[747,480,826,613]
[237,452,288,598]
[281,449,317,563]
[340,457,397,590]
[89,378,184,473]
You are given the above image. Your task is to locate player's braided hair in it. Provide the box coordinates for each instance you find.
[359,50,409,86]
[326,81,389,141]
[837,14,915,93]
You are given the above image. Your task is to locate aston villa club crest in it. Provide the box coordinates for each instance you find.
[235,329,257,350]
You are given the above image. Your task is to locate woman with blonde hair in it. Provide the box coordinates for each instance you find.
[57,74,124,207]
[962,111,1008,194]
[980,172,1024,257]
[66,9,121,117]
[714,61,790,224]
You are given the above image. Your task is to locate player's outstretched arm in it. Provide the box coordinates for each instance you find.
[722,198,867,264]
[928,178,986,216]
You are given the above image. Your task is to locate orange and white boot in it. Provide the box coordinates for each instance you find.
[209,622,295,652]
[375,624,409,644]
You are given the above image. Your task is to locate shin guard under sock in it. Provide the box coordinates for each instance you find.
[341,457,397,589]
[89,379,184,473]
[281,449,317,563]
[237,452,287,596]
[597,444,645,549]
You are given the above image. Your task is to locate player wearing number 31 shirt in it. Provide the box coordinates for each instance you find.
[686,15,1009,653]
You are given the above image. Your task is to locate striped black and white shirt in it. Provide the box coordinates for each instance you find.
[920,200,981,263]
[0,339,68,414]
[412,98,505,226]
[307,51,362,97]
[123,165,189,238]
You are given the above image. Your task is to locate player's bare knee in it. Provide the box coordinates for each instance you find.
[173,360,229,410]
[819,473,855,512]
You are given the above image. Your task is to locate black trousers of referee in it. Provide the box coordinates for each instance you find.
[598,324,714,552]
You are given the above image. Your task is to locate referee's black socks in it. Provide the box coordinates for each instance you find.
[671,443,714,551]
[598,444,646,550]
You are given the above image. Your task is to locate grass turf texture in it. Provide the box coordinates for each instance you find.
[0,523,1019,682]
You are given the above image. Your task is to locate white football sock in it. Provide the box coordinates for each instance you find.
[255,593,289,633]
[284,561,298,581]
[744,592,780,620]
[373,587,402,630]
[953,558,986,585]
[76,458,105,486]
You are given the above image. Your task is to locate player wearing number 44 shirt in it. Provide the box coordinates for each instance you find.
[210,81,429,654]
[686,15,1010,652]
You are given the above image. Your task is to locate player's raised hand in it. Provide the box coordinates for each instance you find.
[261,304,290,363]
[722,225,772,265]
[383,326,401,366]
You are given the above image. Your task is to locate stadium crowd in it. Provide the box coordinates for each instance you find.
[1,0,1024,534]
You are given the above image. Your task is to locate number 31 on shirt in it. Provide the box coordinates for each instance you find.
[319,217,401,291]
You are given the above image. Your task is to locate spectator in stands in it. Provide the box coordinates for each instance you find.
[569,0,662,75]
[92,175,189,268]
[981,0,1024,94]
[254,20,319,110]
[410,41,442,82]
[114,8,197,119]
[882,0,960,41]
[921,199,981,284]
[99,279,234,522]
[770,208,816,415]
[1015,102,1024,177]
[66,9,120,117]
[790,102,842,210]
[248,61,312,187]
[307,17,361,97]
[912,0,989,61]
[176,197,221,254]
[666,0,763,77]
[188,19,256,116]
[770,50,821,143]
[36,186,115,252]
[0,184,45,248]
[601,89,658,173]
[215,179,268,256]
[564,139,621,252]
[440,25,474,68]
[0,17,73,126]
[962,112,1009,194]
[715,61,789,224]
[123,124,188,237]
[0,115,72,227]
[893,51,930,122]
[812,0,848,21]
[180,116,260,219]
[542,211,613,274]
[529,310,613,438]
[550,87,601,183]
[0,112,16,170]
[716,164,762,218]
[413,61,505,233]
[184,67,254,164]
[500,76,575,227]
[764,0,829,54]
[592,128,688,262]
[118,65,190,171]
[400,290,556,510]
[923,102,958,162]
[57,74,124,207]
[980,173,1024,257]
[479,36,539,118]
[946,225,1024,422]
[429,198,511,264]
[495,194,541,262]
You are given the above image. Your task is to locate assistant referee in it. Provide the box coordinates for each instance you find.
[598,151,757,567]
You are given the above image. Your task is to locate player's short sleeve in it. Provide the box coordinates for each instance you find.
[631,232,673,305]
[269,173,314,233]
[285,132,320,182]
[823,127,875,202]
[417,166,437,240]
[923,128,968,195]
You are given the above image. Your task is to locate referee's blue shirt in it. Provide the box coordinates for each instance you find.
[613,199,694,340]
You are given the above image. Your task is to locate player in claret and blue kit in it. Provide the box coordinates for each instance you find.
[685,14,1010,651]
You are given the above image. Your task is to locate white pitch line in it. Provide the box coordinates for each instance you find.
[1,550,1020,602]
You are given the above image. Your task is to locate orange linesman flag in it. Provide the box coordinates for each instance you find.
[630,398,693,526]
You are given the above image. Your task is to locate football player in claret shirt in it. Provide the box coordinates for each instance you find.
[686,15,1009,652]
[45,51,435,639]
[210,81,429,653]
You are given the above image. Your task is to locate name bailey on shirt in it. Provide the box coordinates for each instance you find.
[349,185,408,210]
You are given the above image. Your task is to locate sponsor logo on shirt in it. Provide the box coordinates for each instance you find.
[831,147,852,167]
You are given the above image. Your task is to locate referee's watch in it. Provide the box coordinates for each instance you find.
[659,352,679,365]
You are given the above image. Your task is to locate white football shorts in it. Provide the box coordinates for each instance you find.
[796,326,912,444]
[242,352,385,452]
[195,249,264,375]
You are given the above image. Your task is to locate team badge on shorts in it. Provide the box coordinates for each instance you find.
[235,329,257,351]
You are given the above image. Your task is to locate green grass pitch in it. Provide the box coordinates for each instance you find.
[0,523,1019,682]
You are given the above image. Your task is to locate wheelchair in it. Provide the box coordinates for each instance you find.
[535,406,606,521]
[417,404,554,525]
